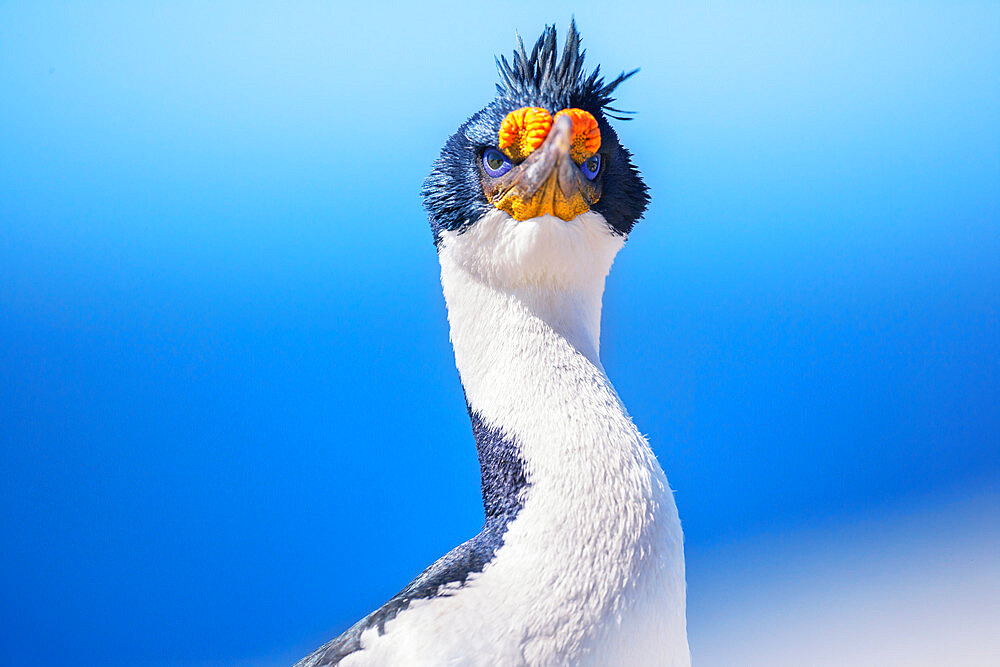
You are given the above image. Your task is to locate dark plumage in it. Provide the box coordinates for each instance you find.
[422,20,649,244]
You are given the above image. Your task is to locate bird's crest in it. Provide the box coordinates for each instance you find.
[494,19,638,120]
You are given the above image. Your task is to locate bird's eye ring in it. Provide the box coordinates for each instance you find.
[581,154,601,180]
[482,148,512,178]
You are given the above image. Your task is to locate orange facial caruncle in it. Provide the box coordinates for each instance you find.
[553,108,601,162]
[498,107,553,161]
[498,107,601,163]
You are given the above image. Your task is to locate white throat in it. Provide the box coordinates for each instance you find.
[440,208,618,372]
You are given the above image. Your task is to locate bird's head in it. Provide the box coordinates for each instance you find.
[423,21,649,290]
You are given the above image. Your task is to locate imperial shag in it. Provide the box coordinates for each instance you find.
[297,21,689,667]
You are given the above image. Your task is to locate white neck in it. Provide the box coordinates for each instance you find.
[438,208,619,399]
[429,210,689,666]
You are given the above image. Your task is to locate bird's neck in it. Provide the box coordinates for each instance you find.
[447,268,608,516]
[438,235,686,658]
[445,272,607,403]
[438,244,652,521]
[434,215,686,661]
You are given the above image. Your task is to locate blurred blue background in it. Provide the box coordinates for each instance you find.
[2,2,998,665]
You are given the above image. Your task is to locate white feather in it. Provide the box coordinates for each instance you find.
[344,210,689,666]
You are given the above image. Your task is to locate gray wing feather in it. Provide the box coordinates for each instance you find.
[294,534,495,666]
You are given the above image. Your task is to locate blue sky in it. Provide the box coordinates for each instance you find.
[2,2,998,665]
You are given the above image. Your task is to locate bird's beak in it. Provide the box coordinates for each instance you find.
[482,114,602,222]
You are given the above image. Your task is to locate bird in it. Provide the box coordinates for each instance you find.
[297,21,689,667]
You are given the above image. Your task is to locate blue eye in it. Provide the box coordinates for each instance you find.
[482,148,512,177]
[581,154,601,180]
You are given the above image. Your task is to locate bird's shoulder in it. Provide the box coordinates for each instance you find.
[294,526,505,667]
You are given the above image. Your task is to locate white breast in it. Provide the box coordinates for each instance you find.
[344,211,689,666]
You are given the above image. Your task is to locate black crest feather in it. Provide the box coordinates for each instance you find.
[495,19,638,120]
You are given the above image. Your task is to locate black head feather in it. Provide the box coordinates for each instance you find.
[495,20,638,121]
[422,20,649,246]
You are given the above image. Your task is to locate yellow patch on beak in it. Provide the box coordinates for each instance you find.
[495,175,593,222]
